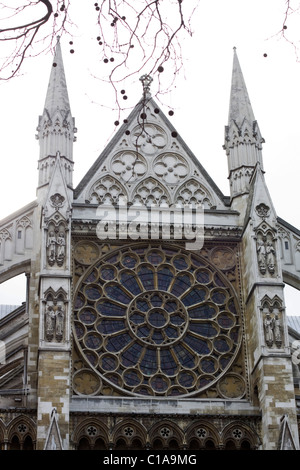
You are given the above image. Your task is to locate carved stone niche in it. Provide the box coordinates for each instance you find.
[260,295,284,349]
[46,220,66,267]
[255,225,277,276]
[43,288,67,343]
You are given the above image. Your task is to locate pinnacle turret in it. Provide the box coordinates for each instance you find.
[36,38,76,194]
[224,48,264,200]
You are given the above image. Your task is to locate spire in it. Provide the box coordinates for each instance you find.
[44,36,71,116]
[224,48,264,201]
[36,38,76,196]
[228,47,255,127]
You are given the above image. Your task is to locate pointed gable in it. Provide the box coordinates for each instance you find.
[74,93,228,210]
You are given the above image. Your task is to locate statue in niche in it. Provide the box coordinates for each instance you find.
[46,227,66,266]
[266,241,276,274]
[45,304,56,341]
[273,313,282,348]
[55,305,65,342]
[264,313,274,348]
[47,231,57,265]
[44,302,65,342]
[263,312,282,348]
[257,239,266,274]
[56,231,66,266]
[256,236,276,275]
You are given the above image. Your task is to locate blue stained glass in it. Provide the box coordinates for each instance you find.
[106,333,131,352]
[171,274,192,297]
[157,267,173,291]
[182,286,206,306]
[189,322,218,338]
[85,286,102,300]
[140,349,157,375]
[97,320,125,334]
[211,291,226,305]
[201,357,217,374]
[75,294,85,309]
[97,301,126,317]
[214,274,226,287]
[160,349,178,375]
[147,252,163,265]
[218,313,234,329]
[178,372,194,387]
[105,285,132,304]
[121,343,143,366]
[151,375,168,392]
[173,344,195,368]
[149,311,166,327]
[173,257,188,270]
[86,270,98,282]
[100,267,115,280]
[75,324,84,339]
[151,330,164,344]
[170,314,184,326]
[101,355,117,371]
[105,254,118,264]
[130,313,144,324]
[188,304,216,319]
[228,300,237,315]
[120,272,141,295]
[122,255,137,268]
[85,334,102,349]
[165,326,178,338]
[184,334,210,355]
[150,294,162,307]
[214,337,230,353]
[196,270,210,284]
[138,266,155,290]
[79,309,96,325]
[164,301,177,312]
[124,370,141,386]
[137,325,151,338]
[136,300,149,312]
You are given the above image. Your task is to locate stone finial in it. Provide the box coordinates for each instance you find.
[139,74,153,96]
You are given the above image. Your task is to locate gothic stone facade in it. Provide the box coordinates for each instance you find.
[0,44,300,451]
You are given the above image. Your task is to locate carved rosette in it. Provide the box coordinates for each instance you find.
[111,151,147,183]
[131,124,167,156]
[153,153,188,184]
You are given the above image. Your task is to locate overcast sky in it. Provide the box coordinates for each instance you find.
[0,0,299,313]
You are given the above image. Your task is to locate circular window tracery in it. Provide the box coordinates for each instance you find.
[74,244,241,397]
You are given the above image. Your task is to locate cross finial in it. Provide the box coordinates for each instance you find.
[140,74,153,96]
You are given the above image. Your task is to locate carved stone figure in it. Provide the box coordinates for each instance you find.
[45,304,56,341]
[47,231,57,265]
[257,239,266,274]
[56,231,66,266]
[264,313,274,347]
[55,305,65,342]
[266,241,276,274]
[273,313,282,348]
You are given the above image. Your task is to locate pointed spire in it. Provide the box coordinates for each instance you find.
[228,47,255,127]
[44,36,71,116]
[36,37,76,195]
[224,48,265,202]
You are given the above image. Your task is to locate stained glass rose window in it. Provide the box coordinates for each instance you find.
[74,244,241,397]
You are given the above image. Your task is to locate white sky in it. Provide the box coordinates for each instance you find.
[0,0,299,313]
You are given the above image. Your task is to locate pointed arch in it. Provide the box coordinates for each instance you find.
[86,175,128,205]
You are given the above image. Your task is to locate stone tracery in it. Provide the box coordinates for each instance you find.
[73,243,242,397]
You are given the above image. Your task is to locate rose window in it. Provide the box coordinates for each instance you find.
[74,244,241,397]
